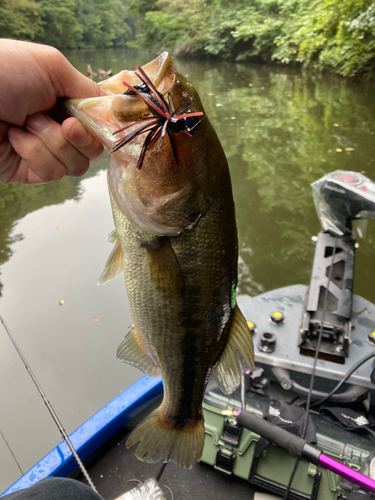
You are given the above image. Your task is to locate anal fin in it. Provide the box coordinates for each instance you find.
[213,306,254,395]
[117,325,160,378]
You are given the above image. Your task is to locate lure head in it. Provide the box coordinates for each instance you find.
[67,53,227,235]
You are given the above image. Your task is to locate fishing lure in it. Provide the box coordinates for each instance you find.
[112,65,204,169]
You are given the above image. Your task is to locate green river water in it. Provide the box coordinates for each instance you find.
[0,47,374,492]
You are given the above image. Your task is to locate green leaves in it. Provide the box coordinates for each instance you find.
[76,0,133,48]
[37,0,83,48]
[0,0,134,48]
[0,0,43,39]
[133,0,375,78]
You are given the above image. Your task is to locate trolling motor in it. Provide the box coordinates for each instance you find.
[299,171,375,363]
[201,170,375,500]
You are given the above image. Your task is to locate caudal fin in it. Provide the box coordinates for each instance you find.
[126,408,204,469]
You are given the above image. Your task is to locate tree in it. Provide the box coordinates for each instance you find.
[133,0,375,78]
[0,0,43,40]
[76,0,133,48]
[36,0,83,48]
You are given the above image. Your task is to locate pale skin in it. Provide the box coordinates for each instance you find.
[0,39,105,184]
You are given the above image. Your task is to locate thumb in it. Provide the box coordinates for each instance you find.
[41,47,106,100]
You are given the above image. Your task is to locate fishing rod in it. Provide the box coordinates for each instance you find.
[0,314,98,494]
[232,408,375,494]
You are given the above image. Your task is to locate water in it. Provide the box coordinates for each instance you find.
[1,47,375,492]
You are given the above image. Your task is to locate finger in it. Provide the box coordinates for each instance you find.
[61,117,104,163]
[25,113,91,177]
[0,120,19,183]
[0,41,106,126]
[7,126,67,184]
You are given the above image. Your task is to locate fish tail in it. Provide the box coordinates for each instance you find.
[126,408,204,469]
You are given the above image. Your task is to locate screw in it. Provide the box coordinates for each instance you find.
[281,378,292,390]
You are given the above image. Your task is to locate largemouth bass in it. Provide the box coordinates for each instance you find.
[67,53,254,468]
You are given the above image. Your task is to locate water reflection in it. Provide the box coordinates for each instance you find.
[177,60,375,299]
[0,161,106,298]
[1,49,375,301]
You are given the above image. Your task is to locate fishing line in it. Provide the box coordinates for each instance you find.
[163,485,174,500]
[283,236,338,499]
[0,314,98,494]
[0,427,23,475]
[155,461,168,482]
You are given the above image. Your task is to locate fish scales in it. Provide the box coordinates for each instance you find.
[67,52,254,469]
[111,174,237,425]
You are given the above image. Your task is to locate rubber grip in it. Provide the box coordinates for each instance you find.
[236,409,306,457]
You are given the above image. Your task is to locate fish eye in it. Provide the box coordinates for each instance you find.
[123,82,151,95]
[184,115,201,136]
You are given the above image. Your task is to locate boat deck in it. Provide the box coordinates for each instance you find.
[75,425,256,500]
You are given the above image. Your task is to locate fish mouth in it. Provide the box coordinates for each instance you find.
[66,52,176,153]
[99,51,175,96]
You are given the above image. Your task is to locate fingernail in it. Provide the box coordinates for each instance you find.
[92,150,104,163]
[8,127,25,140]
[27,113,50,132]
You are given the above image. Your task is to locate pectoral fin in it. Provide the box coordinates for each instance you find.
[98,230,123,285]
[117,325,160,378]
[213,306,254,395]
[142,237,184,295]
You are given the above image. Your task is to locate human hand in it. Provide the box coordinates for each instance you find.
[0,39,105,184]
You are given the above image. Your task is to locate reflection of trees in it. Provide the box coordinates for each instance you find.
[1,51,375,303]
[61,47,160,82]
[0,159,106,297]
[182,60,375,300]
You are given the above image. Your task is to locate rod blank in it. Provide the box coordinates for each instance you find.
[236,409,375,494]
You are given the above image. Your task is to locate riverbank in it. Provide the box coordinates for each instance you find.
[131,0,375,79]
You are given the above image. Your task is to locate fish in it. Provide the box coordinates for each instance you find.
[66,52,254,469]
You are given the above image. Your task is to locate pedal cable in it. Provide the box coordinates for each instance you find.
[311,350,375,408]
[283,235,338,499]
[0,314,98,494]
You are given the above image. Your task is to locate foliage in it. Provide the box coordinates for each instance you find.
[269,0,375,77]
[133,0,375,78]
[0,0,43,39]
[0,0,135,48]
[75,0,133,48]
[1,0,373,75]
[36,0,83,48]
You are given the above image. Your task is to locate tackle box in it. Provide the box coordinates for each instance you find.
[201,386,374,500]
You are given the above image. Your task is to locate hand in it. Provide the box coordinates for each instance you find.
[0,39,105,184]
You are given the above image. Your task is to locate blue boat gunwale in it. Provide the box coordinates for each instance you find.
[1,376,163,497]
